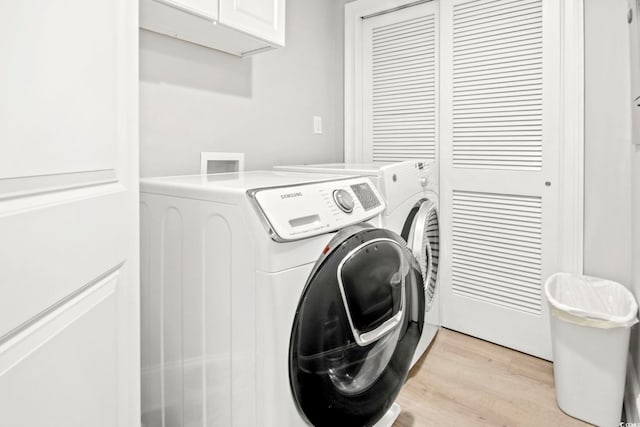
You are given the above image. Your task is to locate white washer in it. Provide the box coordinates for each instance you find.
[275,162,440,366]
[140,171,425,427]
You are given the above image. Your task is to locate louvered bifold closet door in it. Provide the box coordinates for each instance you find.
[361,1,438,162]
[440,0,560,360]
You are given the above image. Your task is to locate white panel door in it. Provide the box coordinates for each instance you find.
[219,0,285,46]
[360,2,439,163]
[0,1,139,426]
[440,0,560,359]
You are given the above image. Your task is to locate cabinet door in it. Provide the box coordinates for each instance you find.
[219,0,285,46]
[151,0,218,20]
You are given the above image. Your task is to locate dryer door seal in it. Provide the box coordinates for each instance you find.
[402,199,440,310]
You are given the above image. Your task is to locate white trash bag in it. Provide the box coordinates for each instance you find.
[544,272,638,329]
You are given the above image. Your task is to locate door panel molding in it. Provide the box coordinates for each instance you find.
[0,170,117,203]
[0,268,120,373]
[0,271,121,427]
[0,189,129,338]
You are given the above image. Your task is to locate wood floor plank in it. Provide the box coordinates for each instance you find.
[392,328,592,427]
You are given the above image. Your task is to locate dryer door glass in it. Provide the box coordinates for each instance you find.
[289,226,424,427]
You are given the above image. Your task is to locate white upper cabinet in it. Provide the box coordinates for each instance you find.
[140,0,285,57]
[160,0,219,20]
[219,0,284,47]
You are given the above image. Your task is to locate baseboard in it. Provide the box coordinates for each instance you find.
[625,354,640,423]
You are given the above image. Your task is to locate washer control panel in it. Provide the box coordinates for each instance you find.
[333,189,355,213]
[250,177,385,241]
[350,182,382,210]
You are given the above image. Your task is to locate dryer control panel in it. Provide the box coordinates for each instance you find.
[249,177,385,242]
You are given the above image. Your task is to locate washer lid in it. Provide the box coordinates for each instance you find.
[289,225,424,427]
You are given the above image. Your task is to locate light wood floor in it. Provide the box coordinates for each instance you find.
[392,328,592,427]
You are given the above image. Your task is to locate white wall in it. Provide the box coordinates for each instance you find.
[629,0,640,388]
[632,117,640,375]
[139,0,346,177]
[585,0,640,406]
[584,0,632,287]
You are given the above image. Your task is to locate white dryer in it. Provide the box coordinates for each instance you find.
[140,171,426,427]
[275,162,440,366]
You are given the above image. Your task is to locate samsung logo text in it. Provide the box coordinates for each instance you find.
[280,192,303,199]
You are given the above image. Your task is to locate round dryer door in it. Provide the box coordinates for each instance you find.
[289,225,424,427]
[402,198,440,310]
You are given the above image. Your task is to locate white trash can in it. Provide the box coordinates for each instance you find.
[544,273,638,427]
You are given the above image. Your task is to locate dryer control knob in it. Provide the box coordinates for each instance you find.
[420,177,428,187]
[333,189,354,213]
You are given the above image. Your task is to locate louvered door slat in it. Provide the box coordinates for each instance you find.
[374,74,434,86]
[453,271,540,296]
[453,107,539,116]
[454,12,542,35]
[451,0,543,171]
[454,123,541,130]
[374,99,433,108]
[452,238,541,261]
[375,49,434,61]
[453,260,540,285]
[374,87,434,97]
[455,101,541,111]
[374,56,434,68]
[453,257,540,280]
[453,0,540,16]
[455,24,542,46]
[455,25,542,45]
[373,50,435,64]
[374,29,434,46]
[373,15,429,33]
[454,52,542,69]
[454,233,541,253]
[450,280,541,313]
[455,76,542,89]
[374,21,435,36]
[453,235,541,259]
[454,39,542,59]
[375,93,435,100]
[373,117,434,124]
[452,247,542,273]
[454,56,541,71]
[451,190,543,314]
[374,64,435,76]
[374,65,434,76]
[455,5,542,28]
[362,2,438,162]
[453,218,541,236]
[454,116,541,123]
